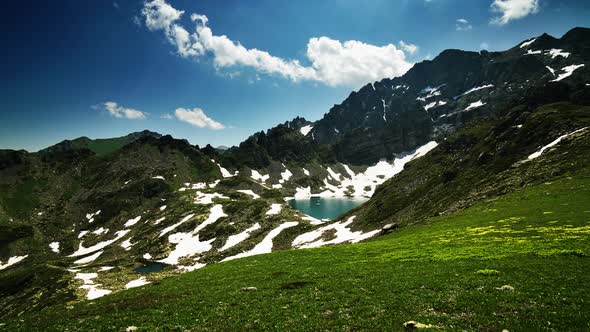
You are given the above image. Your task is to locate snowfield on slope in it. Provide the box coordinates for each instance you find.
[222,221,299,262]
[159,205,227,265]
[288,141,438,199]
[292,216,380,249]
[528,127,588,160]
[220,223,262,251]
[0,255,29,270]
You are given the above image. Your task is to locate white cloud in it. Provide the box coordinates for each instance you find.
[102,102,147,120]
[306,37,412,87]
[398,41,418,55]
[175,108,225,130]
[142,0,184,31]
[456,18,473,31]
[160,113,173,119]
[490,0,539,25]
[141,0,414,88]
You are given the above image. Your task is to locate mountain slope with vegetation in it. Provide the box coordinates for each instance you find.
[5,171,590,331]
[0,27,589,328]
[349,101,590,230]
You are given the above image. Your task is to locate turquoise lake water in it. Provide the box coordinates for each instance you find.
[288,197,368,220]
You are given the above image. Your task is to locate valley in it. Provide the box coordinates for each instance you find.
[1,25,589,331]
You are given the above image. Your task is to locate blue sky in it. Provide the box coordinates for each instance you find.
[1,0,588,151]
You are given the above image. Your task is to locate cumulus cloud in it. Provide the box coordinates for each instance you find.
[306,37,413,86]
[175,108,225,130]
[141,0,414,87]
[142,0,184,31]
[490,0,539,25]
[456,18,473,31]
[101,102,147,119]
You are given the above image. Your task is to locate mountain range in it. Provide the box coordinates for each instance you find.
[1,27,589,329]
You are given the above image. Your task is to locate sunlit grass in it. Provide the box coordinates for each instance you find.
[5,174,590,331]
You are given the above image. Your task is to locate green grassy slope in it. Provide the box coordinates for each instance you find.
[5,171,590,331]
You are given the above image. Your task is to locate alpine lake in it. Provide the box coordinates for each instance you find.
[288,196,369,220]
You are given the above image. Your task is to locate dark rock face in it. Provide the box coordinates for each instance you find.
[301,27,590,165]
[221,116,324,169]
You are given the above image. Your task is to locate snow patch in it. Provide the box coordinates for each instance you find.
[120,238,135,251]
[300,215,325,226]
[92,227,108,236]
[125,277,150,289]
[179,263,207,272]
[69,230,130,257]
[73,251,103,265]
[528,127,588,160]
[457,85,493,98]
[80,284,111,300]
[326,167,342,181]
[265,204,282,215]
[159,205,226,265]
[300,125,313,136]
[0,255,28,270]
[280,167,293,183]
[194,191,229,205]
[75,273,112,299]
[222,222,299,261]
[424,100,447,111]
[547,49,570,59]
[465,100,485,111]
[213,160,237,178]
[49,242,60,253]
[237,190,260,199]
[159,214,195,238]
[74,272,97,284]
[292,216,380,248]
[551,64,585,82]
[220,223,262,251]
[86,210,101,223]
[418,85,444,100]
[250,170,270,183]
[124,216,141,227]
[519,38,536,48]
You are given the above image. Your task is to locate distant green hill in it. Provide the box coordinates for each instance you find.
[39,130,162,156]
